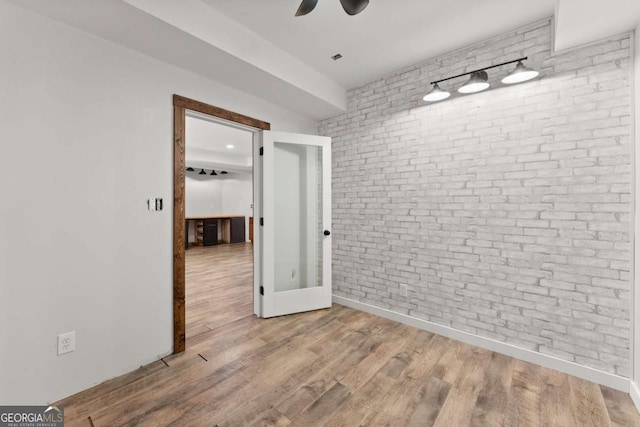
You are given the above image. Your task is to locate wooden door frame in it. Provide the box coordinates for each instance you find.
[173,94,270,353]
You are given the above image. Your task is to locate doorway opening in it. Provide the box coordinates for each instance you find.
[173,95,270,353]
[184,114,253,340]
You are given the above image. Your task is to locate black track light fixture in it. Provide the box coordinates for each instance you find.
[199,169,206,175]
[221,171,228,175]
[186,167,194,171]
[424,56,539,103]
[210,170,218,176]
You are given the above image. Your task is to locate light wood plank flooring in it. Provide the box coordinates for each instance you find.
[56,244,640,426]
[186,243,254,340]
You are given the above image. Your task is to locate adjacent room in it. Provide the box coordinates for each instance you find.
[183,115,255,341]
[2,0,640,425]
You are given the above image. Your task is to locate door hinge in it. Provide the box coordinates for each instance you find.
[260,286,264,296]
[260,218,264,226]
[259,147,264,156]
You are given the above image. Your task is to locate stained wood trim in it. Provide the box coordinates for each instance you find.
[173,95,270,354]
[173,104,186,353]
[173,95,271,131]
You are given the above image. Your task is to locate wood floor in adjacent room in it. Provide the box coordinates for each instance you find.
[57,243,640,426]
[185,243,254,340]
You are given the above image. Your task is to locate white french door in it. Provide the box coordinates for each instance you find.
[258,131,332,318]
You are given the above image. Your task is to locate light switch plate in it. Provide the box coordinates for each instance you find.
[148,198,163,212]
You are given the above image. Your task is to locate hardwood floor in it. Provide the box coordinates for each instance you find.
[185,243,254,340]
[56,243,640,426]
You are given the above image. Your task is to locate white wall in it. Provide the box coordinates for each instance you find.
[0,0,315,405]
[634,27,640,398]
[185,173,254,242]
[221,175,254,242]
[185,174,223,243]
[185,175,224,218]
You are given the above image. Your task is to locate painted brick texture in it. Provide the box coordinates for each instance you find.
[318,19,632,377]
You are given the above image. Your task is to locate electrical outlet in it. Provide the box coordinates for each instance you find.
[400,284,408,297]
[57,331,75,356]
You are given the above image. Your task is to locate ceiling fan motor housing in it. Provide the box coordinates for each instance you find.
[296,0,370,16]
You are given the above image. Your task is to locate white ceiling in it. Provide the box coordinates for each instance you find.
[555,0,640,51]
[205,0,557,88]
[8,0,640,120]
[8,0,347,119]
[185,116,253,174]
[186,116,253,156]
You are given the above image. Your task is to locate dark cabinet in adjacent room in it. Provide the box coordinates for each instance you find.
[185,215,246,249]
[230,217,245,244]
[202,219,218,246]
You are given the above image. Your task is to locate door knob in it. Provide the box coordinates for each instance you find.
[324,230,331,236]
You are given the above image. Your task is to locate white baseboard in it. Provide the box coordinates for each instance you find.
[333,295,630,392]
[631,381,640,413]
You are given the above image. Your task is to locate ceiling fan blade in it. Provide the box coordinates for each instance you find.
[295,0,319,16]
[339,0,369,15]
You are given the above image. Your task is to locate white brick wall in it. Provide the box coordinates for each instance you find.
[319,19,632,377]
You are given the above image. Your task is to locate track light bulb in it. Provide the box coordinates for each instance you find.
[502,61,539,84]
[458,71,490,94]
[423,83,451,102]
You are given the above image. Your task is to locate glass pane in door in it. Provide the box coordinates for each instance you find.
[273,142,323,292]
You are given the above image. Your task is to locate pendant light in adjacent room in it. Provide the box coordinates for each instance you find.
[502,61,539,84]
